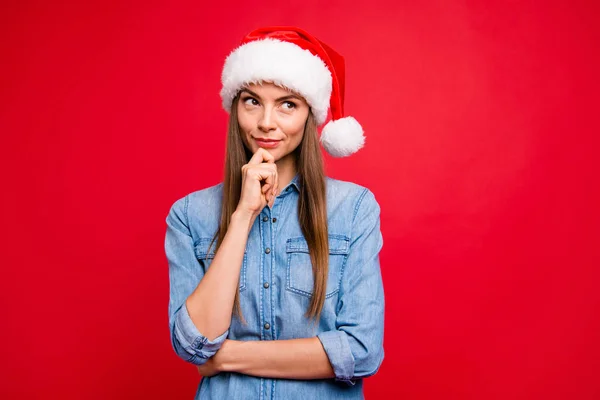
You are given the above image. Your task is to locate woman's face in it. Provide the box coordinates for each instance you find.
[237,82,310,161]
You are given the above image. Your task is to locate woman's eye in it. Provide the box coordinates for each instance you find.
[282,101,296,110]
[243,97,259,106]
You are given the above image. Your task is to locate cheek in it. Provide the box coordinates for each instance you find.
[281,114,307,139]
[287,128,304,144]
[237,112,255,135]
[235,115,255,150]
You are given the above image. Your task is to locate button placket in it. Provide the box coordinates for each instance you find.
[260,205,274,341]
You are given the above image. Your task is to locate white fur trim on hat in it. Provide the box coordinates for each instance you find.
[220,38,332,125]
[320,116,365,157]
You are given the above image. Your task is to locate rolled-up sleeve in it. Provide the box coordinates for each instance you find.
[317,188,385,385]
[165,196,228,365]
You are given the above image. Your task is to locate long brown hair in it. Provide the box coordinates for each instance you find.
[208,92,329,323]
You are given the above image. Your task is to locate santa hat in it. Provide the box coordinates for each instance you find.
[220,26,365,157]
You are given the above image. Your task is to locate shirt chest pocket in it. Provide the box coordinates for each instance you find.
[194,237,248,292]
[285,234,350,299]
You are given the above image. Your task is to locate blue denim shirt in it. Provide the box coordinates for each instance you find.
[165,173,385,399]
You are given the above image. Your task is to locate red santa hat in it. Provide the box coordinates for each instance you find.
[220,26,365,157]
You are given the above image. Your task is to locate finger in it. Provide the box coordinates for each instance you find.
[262,183,272,194]
[247,149,265,165]
[260,165,278,196]
[250,167,274,188]
[262,148,275,164]
[262,167,275,190]
[271,186,276,206]
[248,148,275,165]
[269,171,275,195]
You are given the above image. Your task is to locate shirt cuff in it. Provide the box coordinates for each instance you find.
[317,330,356,385]
[173,301,229,364]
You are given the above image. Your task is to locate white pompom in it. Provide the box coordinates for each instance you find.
[320,116,365,157]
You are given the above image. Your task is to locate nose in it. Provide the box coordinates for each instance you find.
[257,107,277,132]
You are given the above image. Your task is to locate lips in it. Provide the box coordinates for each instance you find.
[254,138,282,149]
[254,138,281,142]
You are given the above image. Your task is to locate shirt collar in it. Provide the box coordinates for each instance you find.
[291,172,302,192]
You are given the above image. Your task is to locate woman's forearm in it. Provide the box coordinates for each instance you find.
[186,210,255,340]
[219,338,335,380]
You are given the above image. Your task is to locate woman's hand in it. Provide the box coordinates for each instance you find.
[196,356,220,378]
[236,148,279,218]
[196,339,235,378]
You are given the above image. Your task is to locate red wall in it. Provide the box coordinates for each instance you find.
[1,1,599,399]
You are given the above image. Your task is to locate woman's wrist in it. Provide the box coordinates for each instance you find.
[216,339,246,373]
[231,209,257,232]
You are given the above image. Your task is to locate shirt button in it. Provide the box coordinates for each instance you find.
[264,323,270,330]
[265,248,271,254]
[262,216,268,222]
[272,218,277,223]
[263,282,270,288]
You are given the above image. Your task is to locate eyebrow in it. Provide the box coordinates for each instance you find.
[240,88,303,102]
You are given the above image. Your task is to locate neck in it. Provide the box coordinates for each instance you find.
[275,153,298,190]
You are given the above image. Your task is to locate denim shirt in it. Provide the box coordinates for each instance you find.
[164,173,385,400]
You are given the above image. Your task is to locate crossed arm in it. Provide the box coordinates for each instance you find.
[196,337,335,379]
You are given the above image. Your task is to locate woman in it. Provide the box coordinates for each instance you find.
[165,26,385,399]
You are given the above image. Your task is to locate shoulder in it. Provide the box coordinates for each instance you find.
[168,182,223,211]
[326,178,382,253]
[325,176,368,199]
[186,182,224,208]
[325,176,379,219]
[166,182,224,235]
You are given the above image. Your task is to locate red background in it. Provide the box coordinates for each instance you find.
[1,1,599,399]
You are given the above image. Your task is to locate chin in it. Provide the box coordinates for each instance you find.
[254,144,284,157]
